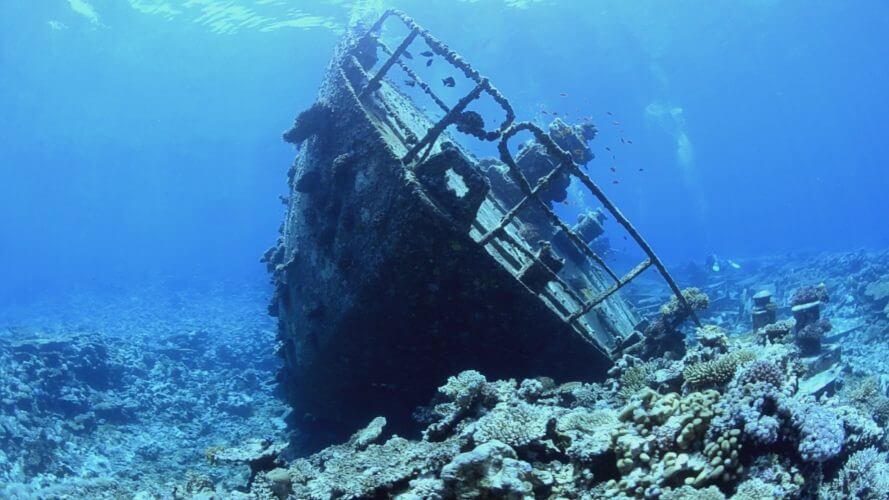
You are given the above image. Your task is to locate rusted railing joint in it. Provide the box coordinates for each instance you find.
[374,38,450,113]
[402,82,485,164]
[357,9,515,152]
[359,28,418,98]
[496,121,700,327]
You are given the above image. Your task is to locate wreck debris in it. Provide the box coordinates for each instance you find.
[751,290,777,329]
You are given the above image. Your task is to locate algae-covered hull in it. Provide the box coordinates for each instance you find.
[266,10,693,440]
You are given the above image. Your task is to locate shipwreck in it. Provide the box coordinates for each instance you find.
[264,10,698,443]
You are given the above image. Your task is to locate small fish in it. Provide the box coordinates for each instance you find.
[559,92,567,97]
[623,235,628,240]
[605,147,611,152]
[442,76,456,87]
[727,259,742,269]
[612,121,620,126]
[606,111,613,116]
[541,110,549,115]
[610,167,616,172]
[420,51,434,57]
[426,59,433,67]
[612,180,620,184]
[620,138,625,144]
[638,168,644,172]
[552,112,559,116]
[404,79,416,87]
[627,140,633,144]
[403,50,413,59]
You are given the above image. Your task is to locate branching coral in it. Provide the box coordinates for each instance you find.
[683,350,756,388]
[845,377,889,426]
[757,319,795,344]
[819,447,889,499]
[423,370,515,441]
[694,325,728,350]
[471,401,556,448]
[660,288,710,318]
[618,361,658,400]
[555,408,619,461]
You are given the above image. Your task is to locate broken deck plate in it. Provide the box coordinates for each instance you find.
[265,10,694,443]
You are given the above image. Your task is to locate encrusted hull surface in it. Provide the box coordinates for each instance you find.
[267,16,657,445]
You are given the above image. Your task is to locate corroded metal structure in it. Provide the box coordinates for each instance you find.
[266,10,695,440]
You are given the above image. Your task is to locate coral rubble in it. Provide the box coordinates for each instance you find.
[228,251,889,499]
[0,286,286,498]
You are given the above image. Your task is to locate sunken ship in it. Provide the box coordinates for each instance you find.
[264,10,696,441]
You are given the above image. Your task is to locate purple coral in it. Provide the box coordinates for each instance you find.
[713,363,844,464]
[735,360,785,389]
[789,284,830,306]
[792,404,844,463]
[795,319,831,356]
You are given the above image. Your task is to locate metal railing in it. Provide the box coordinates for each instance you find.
[491,122,701,329]
[344,9,701,352]
[352,10,515,164]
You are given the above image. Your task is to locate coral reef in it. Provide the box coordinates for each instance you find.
[3,245,887,499]
[215,251,889,499]
[0,285,286,498]
[233,344,878,499]
[212,253,889,499]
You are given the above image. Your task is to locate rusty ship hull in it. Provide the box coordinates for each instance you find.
[266,10,691,442]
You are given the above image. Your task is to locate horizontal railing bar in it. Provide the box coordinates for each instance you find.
[568,259,652,323]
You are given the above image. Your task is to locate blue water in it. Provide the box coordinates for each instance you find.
[1,1,888,495]
[2,1,887,306]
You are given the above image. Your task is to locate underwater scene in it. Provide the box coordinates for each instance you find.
[1,0,888,498]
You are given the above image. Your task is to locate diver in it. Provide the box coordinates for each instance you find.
[705,253,742,273]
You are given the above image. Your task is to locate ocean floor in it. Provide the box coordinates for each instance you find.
[1,250,888,498]
[0,284,288,498]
